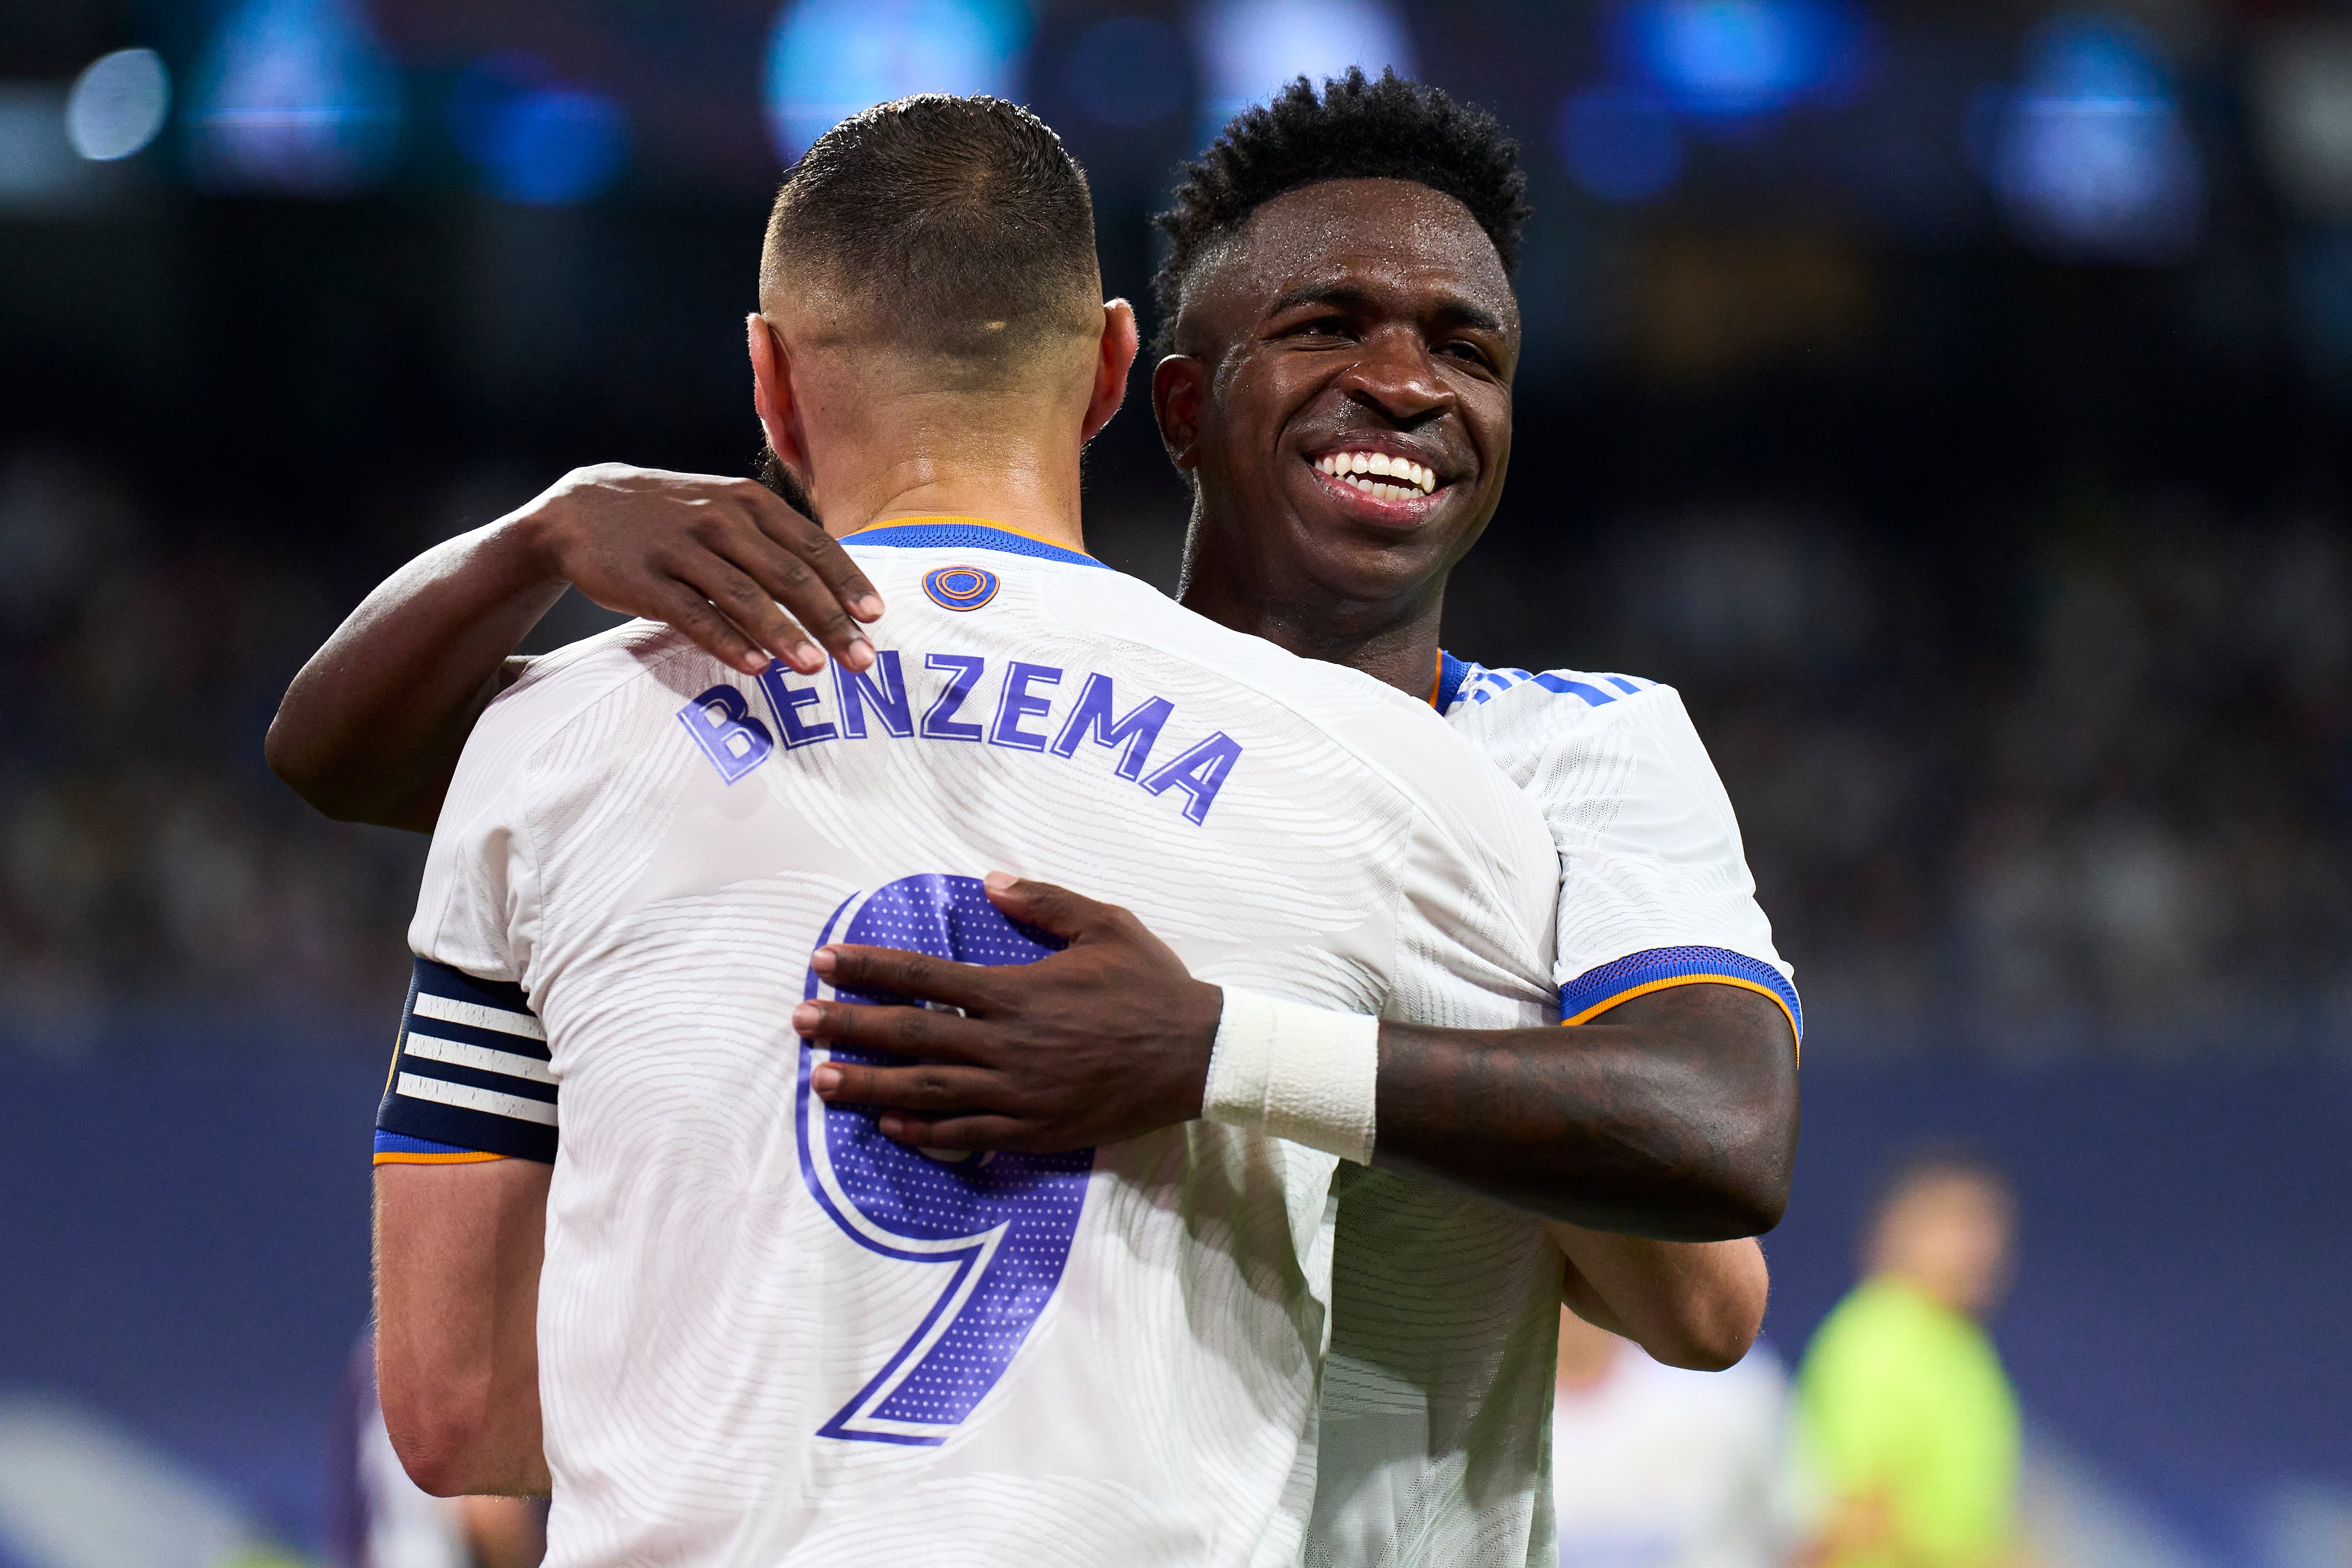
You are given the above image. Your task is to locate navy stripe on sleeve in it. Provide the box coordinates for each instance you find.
[375,958,559,1163]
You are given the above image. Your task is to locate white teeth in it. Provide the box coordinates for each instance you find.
[1320,451,1439,497]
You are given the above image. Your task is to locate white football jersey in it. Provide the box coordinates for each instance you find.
[1307,654,1798,1568]
[402,521,1558,1568]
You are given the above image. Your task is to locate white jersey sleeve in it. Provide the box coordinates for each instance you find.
[1441,655,1800,1049]
[1306,656,1799,1568]
[370,638,656,1169]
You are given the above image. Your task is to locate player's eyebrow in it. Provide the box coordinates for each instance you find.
[1263,281,1507,336]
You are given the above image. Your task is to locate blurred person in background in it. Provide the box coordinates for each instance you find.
[1551,1300,1812,1568]
[330,1329,544,1568]
[1797,1148,2024,1568]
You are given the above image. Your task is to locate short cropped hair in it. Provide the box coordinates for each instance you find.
[1150,69,1530,352]
[761,94,1100,365]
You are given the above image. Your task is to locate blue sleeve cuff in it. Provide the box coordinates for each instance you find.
[373,1130,505,1165]
[375,958,559,1164]
[1558,945,1803,1051]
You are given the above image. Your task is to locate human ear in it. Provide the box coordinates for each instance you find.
[1152,355,1208,473]
[1081,300,1140,444]
[747,313,813,491]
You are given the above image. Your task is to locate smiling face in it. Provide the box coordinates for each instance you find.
[1154,177,1519,662]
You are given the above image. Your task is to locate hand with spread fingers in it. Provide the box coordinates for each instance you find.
[795,872,1225,1153]
[520,462,883,679]
[267,462,884,832]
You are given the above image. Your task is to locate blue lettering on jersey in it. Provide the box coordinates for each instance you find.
[757,664,837,749]
[1139,731,1245,825]
[834,649,914,739]
[676,685,775,784]
[799,875,1091,1445]
[989,661,1061,751]
[1049,674,1172,781]
[695,649,1247,824]
[919,654,987,742]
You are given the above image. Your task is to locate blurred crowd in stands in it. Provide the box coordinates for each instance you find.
[2,439,2347,1059]
[0,447,425,1044]
[1469,484,2352,1059]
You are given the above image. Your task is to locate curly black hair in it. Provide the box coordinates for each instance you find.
[1150,68,1530,353]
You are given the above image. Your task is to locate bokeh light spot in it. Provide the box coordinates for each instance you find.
[1606,0,1868,123]
[1987,14,2203,263]
[1191,0,1414,147]
[449,57,627,207]
[66,48,171,162]
[186,0,402,195]
[763,0,1031,163]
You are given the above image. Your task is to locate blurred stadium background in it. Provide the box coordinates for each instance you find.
[0,0,2347,1563]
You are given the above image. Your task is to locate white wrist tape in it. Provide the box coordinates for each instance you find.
[1200,988,1380,1165]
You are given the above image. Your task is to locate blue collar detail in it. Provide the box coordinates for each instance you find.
[844,521,1107,570]
[1435,649,1472,714]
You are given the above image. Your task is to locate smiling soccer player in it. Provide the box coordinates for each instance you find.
[272,74,1795,1568]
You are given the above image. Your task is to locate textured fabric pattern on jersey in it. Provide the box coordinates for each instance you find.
[408,523,1558,1568]
[1558,944,1803,1044]
[1309,1162,1564,1568]
[1308,661,1795,1568]
[374,957,555,1163]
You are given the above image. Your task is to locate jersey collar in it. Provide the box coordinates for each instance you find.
[1430,648,1470,713]
[840,515,1107,570]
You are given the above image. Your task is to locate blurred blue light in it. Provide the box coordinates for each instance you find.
[1065,16,1187,129]
[763,0,1031,162]
[186,0,401,195]
[66,48,171,162]
[1192,0,1414,147]
[1988,15,2203,263]
[449,57,627,207]
[1559,86,1683,201]
[1607,0,1866,123]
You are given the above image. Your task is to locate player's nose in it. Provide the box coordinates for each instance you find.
[1336,326,1453,426]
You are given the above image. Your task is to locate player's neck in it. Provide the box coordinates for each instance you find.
[1179,529,1447,700]
[816,440,1089,557]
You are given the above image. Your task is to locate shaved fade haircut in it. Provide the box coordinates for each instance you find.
[754,94,1103,509]
[760,94,1101,369]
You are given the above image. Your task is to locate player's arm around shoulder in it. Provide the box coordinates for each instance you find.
[266,463,882,831]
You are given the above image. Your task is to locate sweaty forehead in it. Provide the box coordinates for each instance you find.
[1192,177,1517,332]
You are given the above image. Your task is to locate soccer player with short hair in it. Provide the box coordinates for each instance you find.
[276,75,1796,1568]
[365,93,1570,1566]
